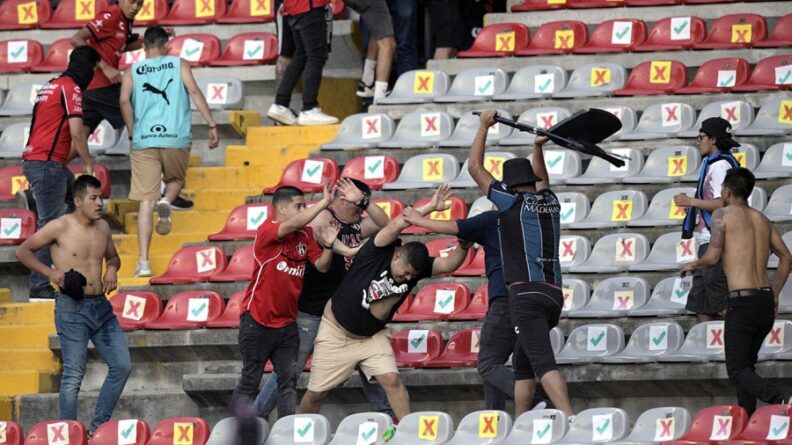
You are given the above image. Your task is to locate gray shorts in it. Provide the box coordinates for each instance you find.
[686,243,729,316]
[344,0,394,39]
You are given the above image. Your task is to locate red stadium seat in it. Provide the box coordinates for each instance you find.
[685,0,737,4]
[150,246,228,285]
[218,0,273,23]
[451,247,485,277]
[31,38,73,72]
[425,238,475,272]
[40,0,108,28]
[206,290,245,328]
[118,48,146,70]
[665,405,747,444]
[24,420,86,445]
[147,417,210,445]
[160,0,225,24]
[634,16,706,52]
[568,0,624,8]
[391,293,414,322]
[133,0,169,25]
[167,34,221,67]
[0,420,23,445]
[68,163,111,198]
[516,20,587,56]
[0,166,27,201]
[109,291,163,331]
[0,39,43,73]
[512,0,567,12]
[574,19,647,54]
[91,419,151,445]
[457,23,530,58]
[448,283,488,321]
[0,0,52,30]
[208,203,274,241]
[209,32,277,66]
[732,55,792,92]
[395,283,471,321]
[391,329,443,368]
[330,0,345,17]
[614,60,688,96]
[209,245,254,282]
[424,329,481,368]
[403,196,467,234]
[144,291,225,330]
[676,57,750,94]
[366,198,404,220]
[755,13,792,48]
[694,14,767,49]
[339,155,400,190]
[263,157,339,194]
[625,0,682,5]
[724,405,792,443]
[0,208,35,246]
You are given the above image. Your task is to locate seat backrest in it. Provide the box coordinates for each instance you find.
[682,321,726,355]
[68,163,111,198]
[766,184,792,215]
[529,20,587,52]
[328,412,393,445]
[211,203,274,240]
[586,19,647,49]
[220,244,255,275]
[599,106,637,139]
[409,196,468,225]
[160,291,225,323]
[265,414,331,445]
[564,62,627,93]
[160,246,228,280]
[580,147,643,179]
[390,154,460,186]
[0,165,27,200]
[133,0,168,24]
[633,102,696,134]
[589,276,650,312]
[467,196,495,218]
[448,411,511,444]
[517,107,572,131]
[622,321,685,357]
[623,60,688,91]
[731,143,759,170]
[751,98,792,132]
[454,152,515,184]
[0,82,42,115]
[0,0,52,29]
[91,419,151,445]
[391,329,444,365]
[449,110,513,144]
[561,278,590,315]
[388,110,454,144]
[588,233,650,268]
[504,409,568,444]
[650,275,694,308]
[644,231,698,265]
[167,34,221,66]
[757,142,792,174]
[734,404,792,441]
[384,70,450,101]
[559,235,591,269]
[370,199,404,220]
[702,13,767,45]
[505,65,567,95]
[24,420,86,445]
[556,192,589,226]
[688,57,751,88]
[389,411,454,445]
[330,113,395,145]
[39,38,72,70]
[559,324,625,359]
[585,190,648,223]
[0,122,29,156]
[87,120,120,151]
[746,55,792,87]
[562,408,629,443]
[410,283,471,316]
[0,420,23,445]
[110,291,163,325]
[45,0,108,26]
[624,407,691,442]
[759,320,792,357]
[643,16,706,47]
[222,0,274,22]
[163,0,226,21]
[463,22,530,55]
[541,149,582,181]
[445,67,508,98]
[148,417,211,445]
[340,155,400,189]
[266,157,339,193]
[641,186,696,222]
[748,186,767,211]
[206,417,268,445]
[196,76,244,109]
[639,146,700,181]
[679,405,747,441]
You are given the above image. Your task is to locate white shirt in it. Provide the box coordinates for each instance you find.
[694,159,730,246]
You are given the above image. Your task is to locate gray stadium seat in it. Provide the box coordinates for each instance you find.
[445,410,512,445]
[561,279,590,318]
[569,233,650,273]
[748,187,767,212]
[598,322,685,364]
[619,103,695,140]
[321,113,395,150]
[552,63,627,98]
[628,276,692,317]
[768,231,792,268]
[780,275,792,314]
[629,232,697,272]
[327,412,393,445]
[623,146,701,184]
[0,123,28,159]
[498,108,572,146]
[610,407,691,444]
[566,277,649,319]
[658,321,725,362]
[468,196,496,218]
[678,100,755,138]
[556,192,590,227]
[566,148,643,185]
[600,106,637,141]
[194,76,244,110]
[734,97,792,136]
[765,185,792,222]
[502,409,568,445]
[87,120,120,156]
[439,110,513,148]
[569,190,648,229]
[435,68,508,103]
[265,414,331,445]
[758,320,792,361]
[550,326,565,357]
[628,187,696,227]
[559,235,591,272]
[104,128,130,156]
[388,411,454,445]
[557,408,629,444]
[378,111,453,149]
[0,82,40,116]
[382,153,460,190]
[556,324,625,365]
[531,149,582,185]
[449,152,516,188]
[754,142,792,179]
[377,70,450,104]
[208,417,269,445]
[493,65,568,101]
[730,143,760,170]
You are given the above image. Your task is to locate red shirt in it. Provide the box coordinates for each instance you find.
[283,0,330,16]
[242,220,323,328]
[23,76,83,165]
[85,5,132,90]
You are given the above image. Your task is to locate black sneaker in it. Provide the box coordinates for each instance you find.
[356,80,374,98]
[170,196,194,211]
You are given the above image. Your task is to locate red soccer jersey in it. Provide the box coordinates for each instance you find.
[85,5,132,90]
[242,220,323,328]
[23,76,83,165]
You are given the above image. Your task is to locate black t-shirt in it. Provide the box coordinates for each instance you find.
[298,209,362,316]
[331,239,434,337]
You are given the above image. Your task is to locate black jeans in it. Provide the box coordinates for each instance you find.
[275,7,328,110]
[477,298,516,409]
[510,282,563,381]
[231,312,299,419]
[725,290,785,415]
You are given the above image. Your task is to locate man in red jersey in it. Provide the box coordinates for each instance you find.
[22,46,100,300]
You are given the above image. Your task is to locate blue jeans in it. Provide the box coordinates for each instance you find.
[253,311,393,418]
[55,294,131,432]
[23,160,74,298]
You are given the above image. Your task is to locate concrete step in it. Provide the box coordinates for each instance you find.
[0,302,53,325]
[0,348,59,372]
[118,254,173,281]
[225,143,321,169]
[246,125,340,147]
[113,233,208,258]
[184,166,283,191]
[0,324,54,348]
[124,210,228,236]
[192,189,261,211]
[0,371,57,396]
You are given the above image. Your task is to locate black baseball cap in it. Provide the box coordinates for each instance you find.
[700,117,740,148]
[503,158,542,187]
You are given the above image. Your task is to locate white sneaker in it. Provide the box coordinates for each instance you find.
[135,260,152,277]
[267,104,298,126]
[356,81,374,98]
[298,107,339,126]
[155,198,172,236]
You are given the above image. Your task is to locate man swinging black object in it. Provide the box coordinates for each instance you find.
[474,109,625,168]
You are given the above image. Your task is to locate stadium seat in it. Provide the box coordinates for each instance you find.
[109,291,163,331]
[209,203,273,241]
[754,13,792,48]
[445,411,511,445]
[567,148,643,184]
[209,245,254,282]
[389,411,454,444]
[320,113,395,150]
[629,275,692,316]
[377,70,450,104]
[614,60,688,96]
[502,409,568,445]
[734,97,792,136]
[160,0,225,24]
[686,0,737,3]
[558,235,591,272]
[150,246,229,284]
[449,152,515,188]
[758,320,792,361]
[0,420,23,445]
[658,321,726,362]
[599,322,684,363]
[550,327,565,356]
[327,413,393,445]
[676,58,751,94]
[40,0,108,28]
[620,103,695,140]
[31,38,72,73]
[391,293,415,322]
[569,190,647,229]
[0,165,26,201]
[780,276,792,313]
[0,123,28,159]
[434,68,508,103]
[147,417,211,445]
[0,82,40,116]
[511,0,567,11]
[205,290,245,328]
[552,63,627,98]
[732,55,792,92]
[205,417,267,445]
[118,48,146,70]
[569,0,624,7]
[748,186,767,211]
[537,149,583,185]
[104,128,130,156]
[449,246,485,277]
[23,420,86,445]
[574,19,647,54]
[634,16,706,51]
[765,184,792,222]
[218,0,273,23]
[144,291,224,330]
[67,163,111,198]
[425,329,481,368]
[555,192,589,227]
[339,155,399,190]
[395,283,471,321]
[266,414,330,445]
[561,279,590,317]
[602,106,638,140]
[378,111,453,149]
[768,232,792,268]
[391,329,444,368]
[556,324,625,364]
[493,65,567,101]
[624,149,699,185]
[0,208,34,246]
[557,409,629,443]
[91,419,151,445]
[570,233,650,273]
[627,187,695,227]
[0,0,51,30]
[730,143,760,170]
[614,407,691,443]
[724,404,792,442]
[368,198,405,220]
[167,34,222,66]
[403,196,467,234]
[86,120,120,155]
[630,232,697,272]
[498,108,571,146]
[194,76,244,110]
[567,276,649,318]
[516,20,587,56]
[263,157,339,194]
[132,0,168,24]
[694,14,767,49]
[755,143,792,179]
[448,283,488,320]
[467,196,496,218]
[663,405,747,443]
[457,23,530,57]
[382,153,459,190]
[679,101,755,138]
[424,238,475,268]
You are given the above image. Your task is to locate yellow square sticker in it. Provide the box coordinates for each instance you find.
[75,0,94,20]
[485,155,505,180]
[479,412,498,438]
[554,29,574,49]
[547,0,566,4]
[422,158,443,181]
[495,31,515,51]
[11,175,29,194]
[173,422,194,445]
[135,0,155,20]
[413,71,435,94]
[250,0,271,16]
[733,151,746,167]
[375,201,392,218]
[195,0,215,18]
[669,199,687,220]
[418,415,439,440]
[667,155,688,177]
[429,203,452,221]
[17,1,38,25]
[731,24,752,43]
[611,200,633,222]
[649,61,672,84]
[590,67,611,87]
[778,100,792,124]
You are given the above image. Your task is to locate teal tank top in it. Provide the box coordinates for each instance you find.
[131,55,191,149]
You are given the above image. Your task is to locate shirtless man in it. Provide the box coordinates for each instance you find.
[681,168,792,414]
[16,175,130,436]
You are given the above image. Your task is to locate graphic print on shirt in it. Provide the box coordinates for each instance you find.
[142,79,173,105]
[361,270,410,309]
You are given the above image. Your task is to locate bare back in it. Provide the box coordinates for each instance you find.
[717,205,772,291]
[50,214,113,295]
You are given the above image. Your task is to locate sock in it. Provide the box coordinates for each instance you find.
[374,81,388,99]
[362,59,376,86]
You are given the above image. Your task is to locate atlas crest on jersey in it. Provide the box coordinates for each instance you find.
[296,243,307,256]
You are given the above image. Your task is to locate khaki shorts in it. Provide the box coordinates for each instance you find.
[306,315,397,393]
[129,148,190,202]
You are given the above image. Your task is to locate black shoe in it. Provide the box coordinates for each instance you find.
[170,196,194,211]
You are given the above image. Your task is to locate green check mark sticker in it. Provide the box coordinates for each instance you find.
[718,75,735,87]
[560,208,574,221]
[246,46,262,58]
[297,422,312,437]
[306,165,321,177]
[191,303,207,317]
[615,28,630,40]
[3,222,19,236]
[780,71,792,84]
[675,288,689,298]
[362,427,376,440]
[184,46,201,57]
[785,152,792,161]
[652,331,667,346]
[120,423,135,439]
[437,295,453,309]
[596,419,611,435]
[591,331,605,346]
[547,155,563,169]
[10,45,25,59]
[478,80,493,94]
[536,423,551,438]
[250,211,265,226]
[773,422,788,437]
[673,21,688,35]
[410,335,426,349]
[367,159,383,173]
[537,78,552,92]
